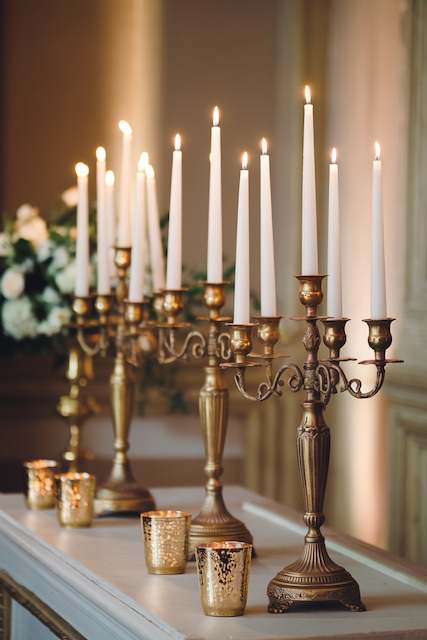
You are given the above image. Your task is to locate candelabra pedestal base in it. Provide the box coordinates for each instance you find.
[267,538,365,613]
[95,477,155,517]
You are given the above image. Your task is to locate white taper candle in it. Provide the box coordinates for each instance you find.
[105,169,116,280]
[371,142,387,318]
[301,85,318,275]
[207,106,223,283]
[128,153,148,302]
[166,134,183,290]
[75,162,90,297]
[96,146,110,295]
[233,152,250,324]
[146,164,165,292]
[260,138,277,316]
[327,147,342,317]
[118,120,132,247]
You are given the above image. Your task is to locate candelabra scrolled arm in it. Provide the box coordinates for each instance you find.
[233,361,304,402]
[324,360,386,400]
[217,331,232,362]
[76,325,110,358]
[158,327,207,364]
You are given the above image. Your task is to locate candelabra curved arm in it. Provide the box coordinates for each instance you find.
[323,360,386,400]
[234,361,304,402]
[76,325,110,358]
[217,331,232,362]
[158,327,207,365]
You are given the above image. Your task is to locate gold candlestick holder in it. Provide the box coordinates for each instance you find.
[73,247,157,516]
[144,282,253,556]
[222,275,403,613]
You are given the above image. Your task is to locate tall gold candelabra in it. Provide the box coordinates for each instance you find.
[222,275,402,613]
[73,247,156,516]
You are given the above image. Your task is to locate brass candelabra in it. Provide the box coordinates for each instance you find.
[222,274,402,613]
[73,247,157,516]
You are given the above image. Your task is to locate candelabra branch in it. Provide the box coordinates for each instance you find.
[233,361,304,402]
[158,327,207,364]
[216,331,232,362]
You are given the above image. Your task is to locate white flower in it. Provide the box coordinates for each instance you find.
[2,297,38,340]
[55,261,76,294]
[0,233,12,257]
[37,240,53,262]
[38,306,71,336]
[51,246,69,270]
[41,286,60,305]
[17,258,34,274]
[16,203,39,224]
[61,187,78,208]
[17,216,48,248]
[1,269,25,300]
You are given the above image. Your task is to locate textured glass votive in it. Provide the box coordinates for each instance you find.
[196,541,252,617]
[141,510,191,575]
[56,472,95,528]
[23,459,58,509]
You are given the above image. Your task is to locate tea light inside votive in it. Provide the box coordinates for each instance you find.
[23,459,58,509]
[141,510,191,575]
[56,472,95,528]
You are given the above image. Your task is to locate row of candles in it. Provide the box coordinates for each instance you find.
[74,85,388,320]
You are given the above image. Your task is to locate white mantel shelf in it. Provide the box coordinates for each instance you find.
[1,486,427,640]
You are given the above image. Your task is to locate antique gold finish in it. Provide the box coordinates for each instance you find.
[153,290,165,319]
[225,274,403,613]
[23,460,58,509]
[124,300,144,329]
[141,510,191,574]
[255,316,281,356]
[72,296,91,324]
[57,341,96,471]
[189,283,253,558]
[196,541,252,617]
[228,324,254,365]
[56,472,96,527]
[163,289,185,325]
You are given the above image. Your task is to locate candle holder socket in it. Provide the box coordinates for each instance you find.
[364,318,394,361]
[228,324,254,365]
[255,316,281,357]
[95,294,113,325]
[124,300,144,330]
[296,275,326,317]
[203,282,227,320]
[73,296,91,324]
[163,289,186,325]
[322,318,349,359]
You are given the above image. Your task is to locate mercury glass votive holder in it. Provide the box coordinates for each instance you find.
[196,541,252,617]
[55,472,95,528]
[141,510,191,575]
[23,459,58,509]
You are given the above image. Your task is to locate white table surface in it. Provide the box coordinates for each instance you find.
[1,486,427,640]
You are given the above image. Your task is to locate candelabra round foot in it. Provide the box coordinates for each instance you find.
[266,540,365,613]
[188,513,254,560]
[95,480,155,517]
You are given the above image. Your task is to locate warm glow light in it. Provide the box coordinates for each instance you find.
[331,147,337,164]
[213,106,220,126]
[241,151,248,169]
[374,141,381,161]
[304,85,311,104]
[174,133,181,151]
[75,162,89,178]
[146,164,155,179]
[96,146,106,162]
[261,138,268,154]
[105,170,115,187]
[138,152,149,171]
[118,120,132,136]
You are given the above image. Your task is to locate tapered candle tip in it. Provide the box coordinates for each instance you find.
[304,85,311,104]
[75,162,89,177]
[213,106,220,126]
[374,141,381,161]
[96,146,106,162]
[242,152,248,169]
[331,147,337,164]
[105,170,115,186]
[174,133,181,151]
[146,164,155,178]
[118,120,132,136]
[261,138,268,155]
[138,152,149,171]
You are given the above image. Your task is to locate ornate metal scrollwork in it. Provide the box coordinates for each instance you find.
[234,362,304,402]
[158,328,207,364]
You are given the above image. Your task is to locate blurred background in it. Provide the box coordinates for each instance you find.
[0,0,425,567]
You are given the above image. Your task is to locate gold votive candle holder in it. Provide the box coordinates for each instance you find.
[196,541,252,617]
[23,459,58,509]
[55,472,95,528]
[141,510,191,575]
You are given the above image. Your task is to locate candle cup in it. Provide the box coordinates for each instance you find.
[322,318,349,359]
[153,290,165,321]
[95,294,113,326]
[228,324,254,365]
[163,289,185,325]
[124,300,144,330]
[363,318,394,361]
[196,541,252,617]
[141,510,191,575]
[23,460,58,509]
[56,472,95,528]
[254,316,281,357]
[72,296,92,326]
[296,275,326,318]
[203,282,227,320]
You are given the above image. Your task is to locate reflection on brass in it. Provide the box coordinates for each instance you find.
[163,289,185,325]
[73,246,156,517]
[141,510,191,574]
[225,274,403,613]
[196,541,252,617]
[23,460,58,509]
[0,570,86,640]
[56,472,95,527]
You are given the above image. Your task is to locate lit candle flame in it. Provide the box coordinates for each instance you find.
[304,85,311,104]
[374,141,381,161]
[118,120,132,136]
[213,106,220,126]
[146,164,155,179]
[331,147,337,164]
[261,138,268,154]
[105,170,115,187]
[174,133,181,151]
[138,151,149,171]
[96,146,106,162]
[75,162,89,178]
[242,152,248,169]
